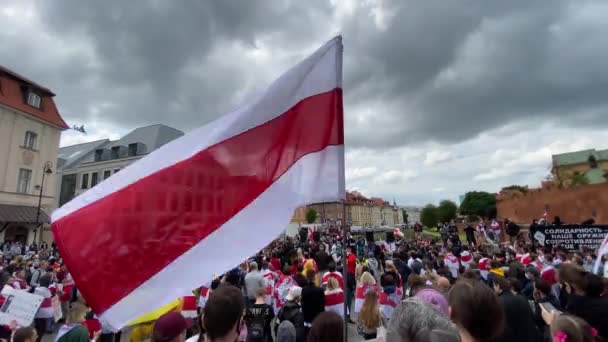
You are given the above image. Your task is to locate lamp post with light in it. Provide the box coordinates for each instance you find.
[34,161,53,243]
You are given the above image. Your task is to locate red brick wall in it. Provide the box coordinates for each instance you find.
[497,183,608,224]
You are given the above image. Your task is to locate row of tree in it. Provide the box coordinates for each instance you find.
[420,191,497,228]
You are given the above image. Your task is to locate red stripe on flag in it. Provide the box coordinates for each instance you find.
[52,88,343,314]
[324,291,344,306]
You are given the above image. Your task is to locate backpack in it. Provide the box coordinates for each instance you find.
[247,304,269,342]
[247,317,266,342]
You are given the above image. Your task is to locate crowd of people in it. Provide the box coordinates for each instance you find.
[0,219,606,342]
[162,221,607,342]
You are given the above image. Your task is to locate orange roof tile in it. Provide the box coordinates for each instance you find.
[0,65,69,129]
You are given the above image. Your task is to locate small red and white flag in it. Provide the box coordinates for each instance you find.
[324,289,345,316]
[180,296,197,319]
[52,37,345,330]
[379,290,401,320]
[354,284,379,313]
[321,271,344,289]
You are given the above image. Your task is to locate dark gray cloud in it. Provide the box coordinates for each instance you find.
[2,0,608,150]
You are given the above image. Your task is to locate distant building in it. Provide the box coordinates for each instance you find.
[0,65,69,243]
[56,124,183,206]
[297,192,404,228]
[552,148,608,186]
[401,206,422,225]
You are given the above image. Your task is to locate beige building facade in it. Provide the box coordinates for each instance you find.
[56,125,184,207]
[0,66,69,243]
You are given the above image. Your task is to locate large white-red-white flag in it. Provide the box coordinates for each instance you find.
[52,36,344,330]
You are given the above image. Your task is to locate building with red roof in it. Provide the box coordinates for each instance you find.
[0,65,69,243]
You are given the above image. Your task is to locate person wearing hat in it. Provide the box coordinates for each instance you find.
[276,286,304,342]
[152,312,192,342]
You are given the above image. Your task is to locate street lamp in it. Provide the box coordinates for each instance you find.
[34,161,53,243]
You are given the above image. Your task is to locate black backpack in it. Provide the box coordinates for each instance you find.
[247,305,269,342]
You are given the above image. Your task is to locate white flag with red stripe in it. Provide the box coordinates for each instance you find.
[324,289,345,316]
[51,36,345,330]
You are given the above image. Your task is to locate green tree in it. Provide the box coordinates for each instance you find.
[420,204,438,228]
[569,172,589,187]
[402,210,409,225]
[500,185,528,193]
[436,200,458,223]
[459,191,497,219]
[305,208,318,224]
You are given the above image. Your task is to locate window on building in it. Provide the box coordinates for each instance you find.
[17,168,32,193]
[111,146,120,159]
[94,149,104,162]
[26,92,41,108]
[81,173,89,189]
[91,172,99,187]
[114,168,120,174]
[128,143,138,157]
[23,131,37,149]
[103,170,112,180]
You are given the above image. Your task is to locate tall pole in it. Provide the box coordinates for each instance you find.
[34,162,52,244]
[34,168,46,243]
[341,200,348,342]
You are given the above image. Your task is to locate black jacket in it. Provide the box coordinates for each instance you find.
[301,284,325,324]
[314,251,331,272]
[278,301,305,342]
[565,294,608,339]
[394,258,411,286]
[494,292,538,342]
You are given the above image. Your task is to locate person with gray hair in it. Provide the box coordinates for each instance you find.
[276,320,296,342]
[385,297,459,342]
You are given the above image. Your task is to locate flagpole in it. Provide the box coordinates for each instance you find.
[333,35,348,342]
[342,200,349,342]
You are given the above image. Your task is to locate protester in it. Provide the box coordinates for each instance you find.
[151,312,192,342]
[492,276,538,342]
[413,288,449,316]
[557,264,608,338]
[386,296,459,342]
[12,327,38,342]
[357,290,383,340]
[545,313,598,342]
[354,272,378,313]
[464,223,476,247]
[245,262,266,306]
[300,270,324,339]
[244,288,274,342]
[345,246,357,323]
[276,321,296,342]
[276,286,305,342]
[33,274,55,342]
[306,311,343,342]
[323,277,344,315]
[320,262,343,289]
[56,301,99,342]
[190,285,245,342]
[448,280,505,342]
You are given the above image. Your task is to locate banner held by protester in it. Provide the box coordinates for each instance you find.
[533,225,608,251]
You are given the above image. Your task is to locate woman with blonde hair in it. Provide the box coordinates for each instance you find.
[357,291,383,340]
[56,301,100,342]
[324,277,345,315]
[354,272,379,314]
[359,272,376,286]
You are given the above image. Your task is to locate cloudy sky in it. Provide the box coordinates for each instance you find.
[2,0,608,206]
